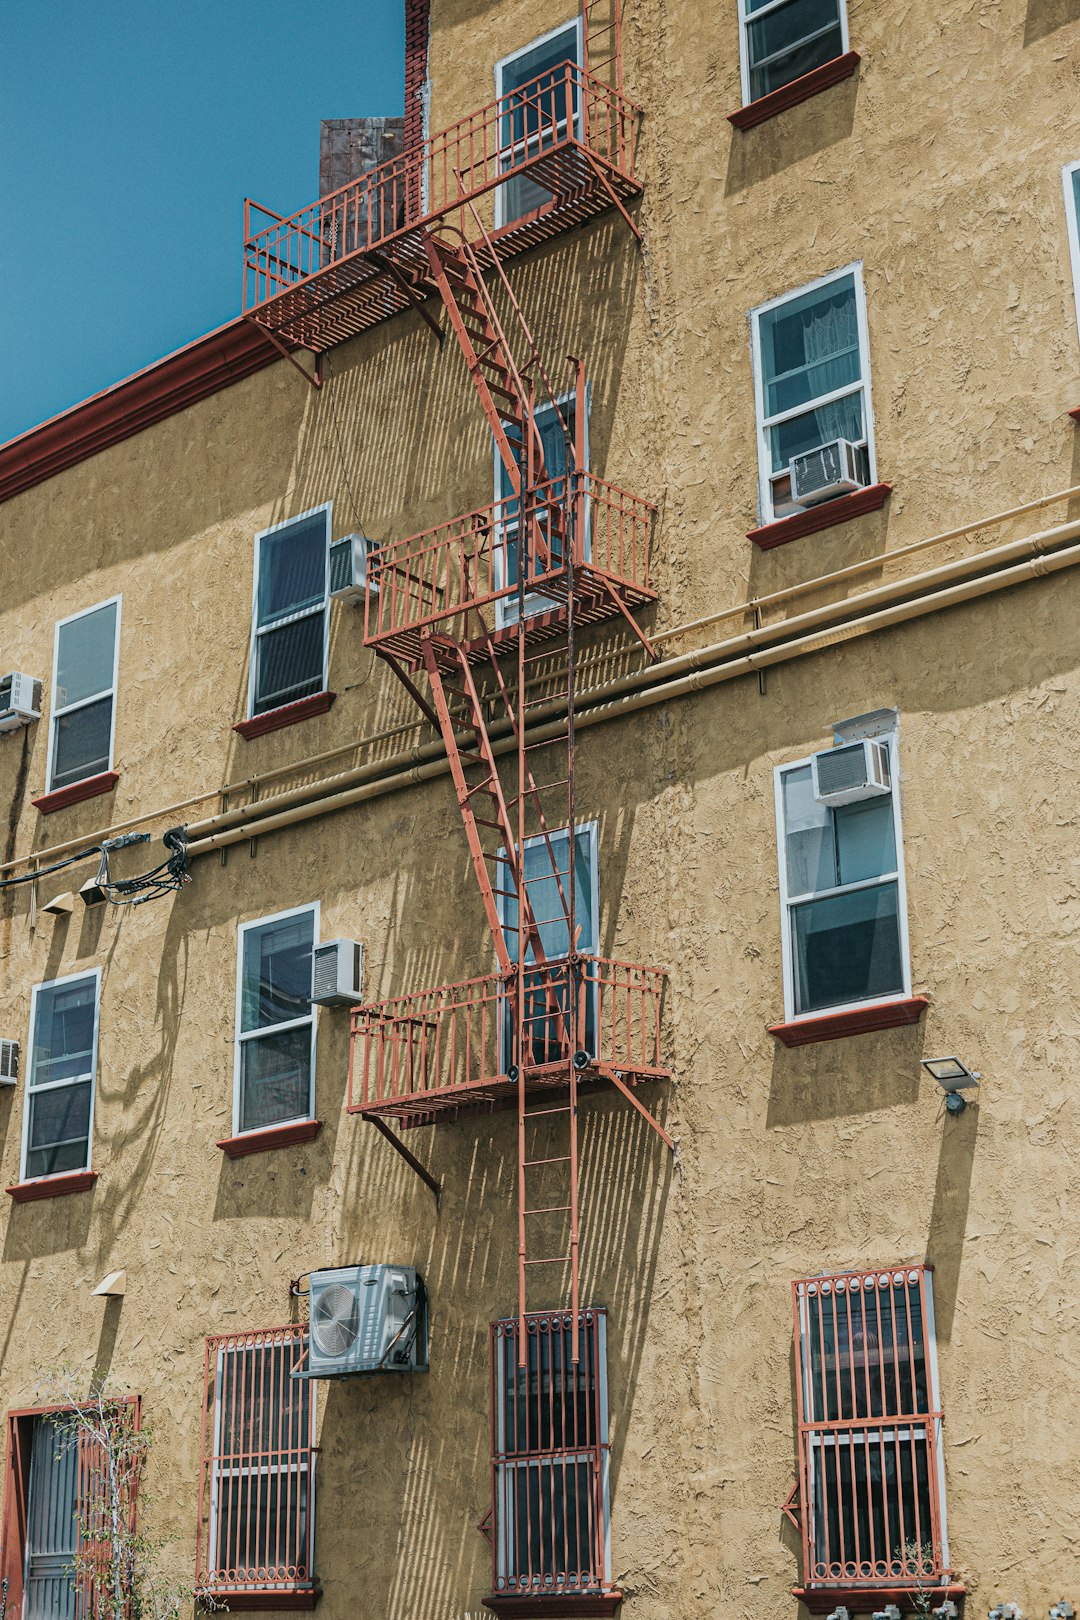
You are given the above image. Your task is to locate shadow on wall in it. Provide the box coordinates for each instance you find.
[724,71,860,196]
[765,1022,926,1127]
[1023,0,1080,45]
[925,1094,979,1342]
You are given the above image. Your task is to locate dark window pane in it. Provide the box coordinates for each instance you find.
[761,277,859,418]
[747,0,843,100]
[241,914,314,1032]
[254,615,324,715]
[257,515,327,626]
[810,1428,933,1582]
[770,399,865,475]
[52,696,113,789]
[504,1459,597,1587]
[835,796,897,886]
[498,27,580,222]
[240,1028,312,1131]
[31,981,96,1085]
[213,1473,310,1584]
[792,881,903,1014]
[27,1081,92,1177]
[55,602,117,708]
[805,1277,929,1423]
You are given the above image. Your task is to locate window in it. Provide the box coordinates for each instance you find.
[494,389,590,627]
[739,0,848,106]
[249,506,330,717]
[198,1327,317,1601]
[22,971,100,1182]
[234,906,317,1136]
[48,598,120,792]
[792,1266,949,1590]
[751,266,874,523]
[495,21,582,227]
[1064,161,1080,347]
[491,1311,612,1601]
[498,823,599,1070]
[774,731,909,1020]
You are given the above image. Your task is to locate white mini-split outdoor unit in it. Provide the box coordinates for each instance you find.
[789,438,866,507]
[0,674,42,733]
[295,1265,428,1380]
[811,739,891,807]
[0,1041,18,1085]
[311,939,363,1007]
[329,534,379,606]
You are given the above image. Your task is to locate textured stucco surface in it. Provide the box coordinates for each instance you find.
[2,0,1080,1617]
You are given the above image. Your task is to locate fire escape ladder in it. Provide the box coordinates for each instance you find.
[583,0,624,95]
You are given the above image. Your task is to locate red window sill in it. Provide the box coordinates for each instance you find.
[793,1583,965,1614]
[216,1119,323,1159]
[748,483,892,550]
[728,50,861,130]
[199,1588,321,1613]
[770,995,929,1047]
[485,1594,623,1618]
[6,1170,98,1204]
[233,691,336,740]
[32,772,119,815]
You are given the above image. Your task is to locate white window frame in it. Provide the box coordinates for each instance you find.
[738,0,849,108]
[493,384,592,629]
[21,968,102,1183]
[233,903,319,1137]
[750,262,876,526]
[773,726,911,1024]
[46,595,122,793]
[1063,160,1080,349]
[494,18,584,231]
[247,504,331,720]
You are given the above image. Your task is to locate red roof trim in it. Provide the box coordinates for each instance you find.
[233,691,337,740]
[6,1170,98,1204]
[217,1119,323,1159]
[0,318,287,506]
[749,483,892,550]
[770,995,929,1047]
[32,771,119,816]
[728,50,861,131]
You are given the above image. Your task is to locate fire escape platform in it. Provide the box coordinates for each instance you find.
[243,64,642,354]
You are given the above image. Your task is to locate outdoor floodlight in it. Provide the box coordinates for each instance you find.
[921,1055,981,1114]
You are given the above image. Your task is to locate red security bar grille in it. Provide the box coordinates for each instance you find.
[792,1266,948,1590]
[363,474,656,666]
[348,955,668,1122]
[196,1326,317,1603]
[490,1311,613,1601]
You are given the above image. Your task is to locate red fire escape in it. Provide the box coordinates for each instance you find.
[244,0,673,1359]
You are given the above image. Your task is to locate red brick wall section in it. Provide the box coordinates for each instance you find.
[404,0,430,219]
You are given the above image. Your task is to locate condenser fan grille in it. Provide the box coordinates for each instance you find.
[312,1282,361,1357]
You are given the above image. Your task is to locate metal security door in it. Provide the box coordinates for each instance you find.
[24,1417,79,1620]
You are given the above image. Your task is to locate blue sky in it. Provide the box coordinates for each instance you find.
[0,2,404,444]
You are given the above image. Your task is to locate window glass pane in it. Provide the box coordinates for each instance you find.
[782,767,835,895]
[503,830,596,964]
[240,1027,312,1131]
[810,1428,932,1582]
[214,1473,310,1584]
[31,981,96,1085]
[769,394,865,474]
[51,696,114,789]
[760,276,859,418]
[749,8,844,100]
[257,514,327,627]
[835,796,897,885]
[501,1320,598,1452]
[241,914,314,1032]
[498,27,580,222]
[792,881,903,1013]
[55,602,117,709]
[805,1276,929,1423]
[254,615,325,714]
[504,1459,597,1585]
[27,1081,92,1177]
[25,1417,79,1620]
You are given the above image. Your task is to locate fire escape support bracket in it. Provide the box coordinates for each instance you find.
[244,316,324,389]
[595,1063,675,1152]
[596,574,660,661]
[365,1114,441,1208]
[580,151,642,245]
[377,649,443,733]
[369,252,444,346]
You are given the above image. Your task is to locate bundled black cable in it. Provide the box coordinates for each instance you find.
[99,826,190,907]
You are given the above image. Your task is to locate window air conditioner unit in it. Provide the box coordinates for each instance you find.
[0,674,42,733]
[0,1040,17,1085]
[329,534,379,605]
[789,439,865,507]
[311,939,363,1007]
[296,1264,428,1379]
[811,739,891,807]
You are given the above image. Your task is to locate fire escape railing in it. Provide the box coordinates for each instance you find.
[243,62,641,317]
[348,955,668,1120]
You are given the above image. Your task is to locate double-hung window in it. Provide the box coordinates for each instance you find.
[495,22,583,228]
[792,1265,949,1590]
[1063,160,1080,347]
[22,971,100,1182]
[751,266,874,523]
[774,731,909,1020]
[234,906,317,1136]
[249,506,330,718]
[739,0,848,106]
[48,598,120,793]
[199,1326,317,1600]
[494,389,590,626]
[491,1311,613,1601]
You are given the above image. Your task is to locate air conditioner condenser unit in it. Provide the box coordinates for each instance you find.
[329,534,379,605]
[311,939,363,1007]
[0,674,42,733]
[0,1040,17,1085]
[811,739,891,806]
[295,1264,428,1379]
[789,438,866,507]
